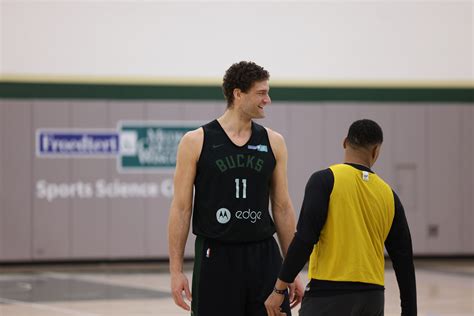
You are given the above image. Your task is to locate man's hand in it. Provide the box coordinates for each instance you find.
[264,291,287,316]
[170,272,192,311]
[288,275,304,308]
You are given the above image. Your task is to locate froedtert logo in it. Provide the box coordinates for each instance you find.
[37,131,119,157]
[216,208,231,224]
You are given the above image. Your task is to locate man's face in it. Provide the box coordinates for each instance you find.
[238,80,271,119]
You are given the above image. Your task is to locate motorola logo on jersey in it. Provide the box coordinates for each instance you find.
[216,208,262,224]
[216,208,231,224]
[235,209,262,224]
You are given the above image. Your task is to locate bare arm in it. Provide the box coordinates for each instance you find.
[267,128,304,308]
[267,129,296,256]
[168,128,203,311]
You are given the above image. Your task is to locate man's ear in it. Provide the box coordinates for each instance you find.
[372,144,381,162]
[343,137,348,149]
[233,88,241,102]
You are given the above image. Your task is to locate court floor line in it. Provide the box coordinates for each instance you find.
[0,297,102,316]
[40,271,173,293]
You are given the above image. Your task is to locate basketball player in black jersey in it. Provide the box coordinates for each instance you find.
[168,61,304,316]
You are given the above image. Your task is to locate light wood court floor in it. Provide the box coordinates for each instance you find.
[0,259,472,316]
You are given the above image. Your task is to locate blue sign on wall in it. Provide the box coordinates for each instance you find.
[37,131,119,156]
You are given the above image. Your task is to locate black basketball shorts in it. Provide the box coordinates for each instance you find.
[299,290,384,316]
[191,236,291,316]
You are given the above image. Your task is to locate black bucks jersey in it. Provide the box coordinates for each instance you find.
[192,120,277,242]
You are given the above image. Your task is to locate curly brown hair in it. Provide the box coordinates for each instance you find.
[222,61,270,107]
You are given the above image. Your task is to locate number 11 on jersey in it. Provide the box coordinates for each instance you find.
[235,178,247,199]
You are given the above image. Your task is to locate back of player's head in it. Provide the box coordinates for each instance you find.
[222,61,270,107]
[347,119,384,149]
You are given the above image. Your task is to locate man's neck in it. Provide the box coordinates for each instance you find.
[218,109,252,135]
[343,156,371,169]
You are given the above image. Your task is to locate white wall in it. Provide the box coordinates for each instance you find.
[1,0,472,83]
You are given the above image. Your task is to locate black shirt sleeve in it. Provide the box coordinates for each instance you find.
[279,169,334,283]
[296,169,334,244]
[385,191,417,316]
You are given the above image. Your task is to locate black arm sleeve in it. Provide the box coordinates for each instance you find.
[279,169,334,283]
[385,191,417,316]
[295,169,333,244]
[279,234,314,283]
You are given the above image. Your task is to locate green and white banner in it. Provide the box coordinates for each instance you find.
[118,121,200,172]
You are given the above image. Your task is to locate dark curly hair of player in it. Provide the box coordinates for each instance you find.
[347,119,384,149]
[222,61,270,107]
